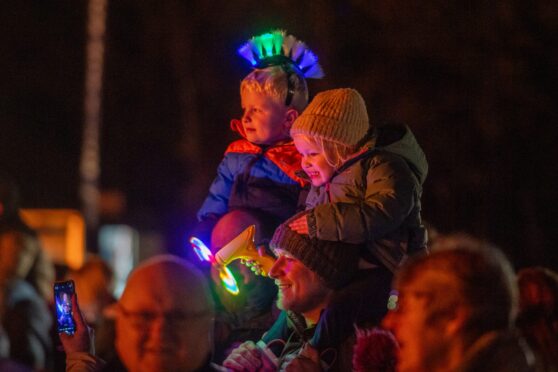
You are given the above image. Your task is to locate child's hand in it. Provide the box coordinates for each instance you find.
[289,214,309,235]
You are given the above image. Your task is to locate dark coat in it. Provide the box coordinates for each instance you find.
[457,331,536,372]
[2,279,52,370]
[305,124,428,272]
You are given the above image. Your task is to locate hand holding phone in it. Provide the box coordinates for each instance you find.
[54,280,77,335]
[55,281,94,355]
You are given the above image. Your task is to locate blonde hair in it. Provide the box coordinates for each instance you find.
[294,133,358,169]
[240,66,309,113]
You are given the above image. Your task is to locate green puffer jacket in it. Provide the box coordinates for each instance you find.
[304,123,428,272]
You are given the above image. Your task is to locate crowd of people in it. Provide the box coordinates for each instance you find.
[1,30,558,371]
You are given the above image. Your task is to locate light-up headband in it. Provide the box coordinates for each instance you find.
[237,30,324,105]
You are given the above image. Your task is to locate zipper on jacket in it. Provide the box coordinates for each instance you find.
[325,182,331,202]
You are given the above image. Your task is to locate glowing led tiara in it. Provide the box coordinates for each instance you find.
[237,30,324,79]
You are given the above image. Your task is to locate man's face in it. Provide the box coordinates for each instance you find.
[240,91,291,145]
[293,135,336,187]
[268,249,331,316]
[382,271,454,372]
[115,263,213,372]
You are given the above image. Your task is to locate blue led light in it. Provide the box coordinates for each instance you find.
[238,42,257,66]
[189,237,213,262]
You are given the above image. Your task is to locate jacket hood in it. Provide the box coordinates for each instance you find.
[373,123,428,185]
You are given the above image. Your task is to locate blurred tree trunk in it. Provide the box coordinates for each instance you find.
[80,0,107,248]
[164,1,206,217]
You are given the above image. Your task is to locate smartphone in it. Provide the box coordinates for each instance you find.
[54,280,76,335]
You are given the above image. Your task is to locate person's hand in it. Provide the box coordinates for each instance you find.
[288,214,309,235]
[59,292,95,355]
[222,340,275,371]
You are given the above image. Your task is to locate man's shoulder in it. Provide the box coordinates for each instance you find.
[463,331,536,372]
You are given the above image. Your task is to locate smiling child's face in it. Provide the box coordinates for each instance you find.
[293,135,336,187]
[240,91,291,145]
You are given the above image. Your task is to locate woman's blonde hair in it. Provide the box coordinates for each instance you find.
[293,133,358,169]
[240,66,309,113]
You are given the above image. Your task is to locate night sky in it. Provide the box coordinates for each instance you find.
[1,0,557,269]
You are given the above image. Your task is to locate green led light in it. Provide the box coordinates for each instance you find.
[219,266,240,296]
[387,294,398,310]
[261,33,274,56]
[272,32,283,55]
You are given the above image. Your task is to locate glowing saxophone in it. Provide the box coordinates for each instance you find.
[190,225,276,295]
[214,225,276,276]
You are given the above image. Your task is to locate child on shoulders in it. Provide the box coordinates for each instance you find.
[194,30,324,250]
[191,30,324,362]
[288,88,428,357]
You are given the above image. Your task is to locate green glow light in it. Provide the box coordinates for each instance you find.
[387,293,399,311]
[261,33,274,56]
[220,266,240,296]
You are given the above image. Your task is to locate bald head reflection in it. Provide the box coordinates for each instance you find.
[115,255,214,372]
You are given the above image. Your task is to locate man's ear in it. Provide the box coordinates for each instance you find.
[445,306,469,336]
[283,108,299,132]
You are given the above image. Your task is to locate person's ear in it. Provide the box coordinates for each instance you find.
[283,108,299,133]
[445,306,469,336]
[103,302,120,319]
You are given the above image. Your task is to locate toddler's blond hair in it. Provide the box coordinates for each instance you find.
[240,66,309,113]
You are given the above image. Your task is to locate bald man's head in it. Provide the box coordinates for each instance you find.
[115,255,214,372]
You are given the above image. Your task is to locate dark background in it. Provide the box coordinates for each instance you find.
[1,1,557,269]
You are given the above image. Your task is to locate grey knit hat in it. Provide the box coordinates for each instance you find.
[290,88,369,147]
[270,212,361,289]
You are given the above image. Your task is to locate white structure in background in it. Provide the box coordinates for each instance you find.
[99,225,139,298]
[80,0,107,230]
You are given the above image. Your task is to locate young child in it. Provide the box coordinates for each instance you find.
[194,30,323,250]
[192,30,323,361]
[288,88,429,356]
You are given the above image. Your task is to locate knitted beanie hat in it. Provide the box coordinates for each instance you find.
[290,88,369,147]
[270,212,361,289]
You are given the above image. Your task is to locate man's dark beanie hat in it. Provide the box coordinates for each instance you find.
[270,212,361,289]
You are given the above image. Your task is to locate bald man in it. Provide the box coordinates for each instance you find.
[62,255,216,372]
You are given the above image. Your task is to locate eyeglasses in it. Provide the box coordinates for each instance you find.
[387,289,434,313]
[117,303,212,330]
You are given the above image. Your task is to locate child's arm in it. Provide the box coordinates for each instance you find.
[190,154,236,246]
[307,152,418,243]
[191,157,236,242]
[196,156,235,221]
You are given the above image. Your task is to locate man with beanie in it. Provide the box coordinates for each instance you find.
[223,214,366,371]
